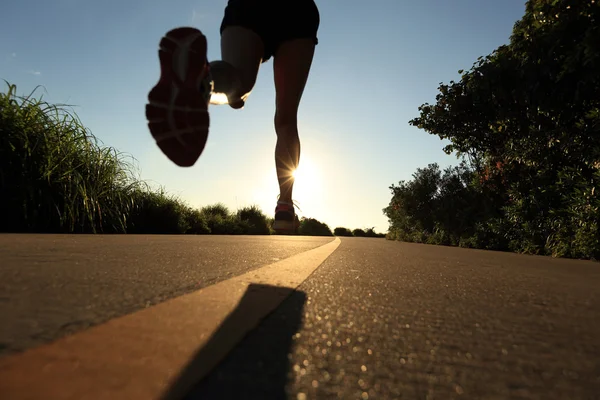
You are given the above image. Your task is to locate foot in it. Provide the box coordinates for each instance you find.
[208,60,245,109]
[272,201,300,234]
[146,27,212,167]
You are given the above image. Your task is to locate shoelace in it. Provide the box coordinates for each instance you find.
[276,196,302,214]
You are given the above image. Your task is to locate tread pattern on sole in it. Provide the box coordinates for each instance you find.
[146,27,211,167]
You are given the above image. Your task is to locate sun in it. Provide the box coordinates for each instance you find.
[292,168,300,179]
[251,155,326,220]
[291,156,321,200]
[292,159,314,182]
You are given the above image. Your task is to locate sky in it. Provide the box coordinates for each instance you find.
[1,0,527,233]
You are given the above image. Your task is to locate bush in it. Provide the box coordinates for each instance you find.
[201,203,230,219]
[298,217,333,236]
[200,203,271,235]
[334,227,353,236]
[125,188,188,234]
[352,228,366,237]
[237,205,270,235]
[363,228,386,238]
[204,214,239,234]
[183,208,211,234]
[200,203,233,234]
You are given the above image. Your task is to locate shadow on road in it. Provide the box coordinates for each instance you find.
[161,283,306,400]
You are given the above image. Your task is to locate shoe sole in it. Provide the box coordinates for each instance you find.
[146,27,210,167]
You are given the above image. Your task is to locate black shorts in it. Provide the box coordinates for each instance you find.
[220,0,320,62]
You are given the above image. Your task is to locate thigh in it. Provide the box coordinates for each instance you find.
[220,0,275,62]
[273,38,316,123]
[220,26,264,92]
[272,0,319,120]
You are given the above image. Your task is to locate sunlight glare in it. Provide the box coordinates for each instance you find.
[250,155,327,223]
[209,92,229,105]
[292,156,322,200]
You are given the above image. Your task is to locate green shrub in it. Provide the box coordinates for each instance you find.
[298,217,333,236]
[352,228,366,237]
[183,208,211,234]
[237,205,270,235]
[334,227,353,236]
[127,188,190,234]
[201,203,230,218]
[0,82,138,233]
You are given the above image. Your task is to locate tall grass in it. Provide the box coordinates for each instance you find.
[0,82,139,233]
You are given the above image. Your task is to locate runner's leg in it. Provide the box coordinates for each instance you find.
[210,26,264,109]
[273,38,315,203]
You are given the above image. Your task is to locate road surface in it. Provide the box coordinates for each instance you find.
[1,234,599,399]
[0,234,331,356]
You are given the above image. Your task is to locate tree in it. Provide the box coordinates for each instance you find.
[384,163,491,247]
[404,0,600,258]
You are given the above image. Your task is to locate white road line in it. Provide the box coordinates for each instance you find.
[0,237,341,400]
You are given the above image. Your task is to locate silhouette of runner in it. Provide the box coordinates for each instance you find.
[146,0,320,233]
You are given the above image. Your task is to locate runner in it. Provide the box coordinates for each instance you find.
[146,0,320,233]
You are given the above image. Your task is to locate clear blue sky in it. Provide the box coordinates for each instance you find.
[1,0,526,232]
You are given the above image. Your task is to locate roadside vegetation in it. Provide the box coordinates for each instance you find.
[384,0,600,260]
[0,82,380,237]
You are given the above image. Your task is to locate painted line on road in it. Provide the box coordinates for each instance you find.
[0,237,341,400]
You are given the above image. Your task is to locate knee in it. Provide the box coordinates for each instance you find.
[274,114,298,138]
[238,72,257,96]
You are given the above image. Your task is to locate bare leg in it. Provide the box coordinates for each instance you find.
[273,38,315,203]
[210,26,264,109]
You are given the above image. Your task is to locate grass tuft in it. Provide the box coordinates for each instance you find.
[0,82,140,233]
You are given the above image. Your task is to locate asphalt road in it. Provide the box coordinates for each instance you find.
[0,234,331,356]
[189,238,600,399]
[2,235,600,399]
